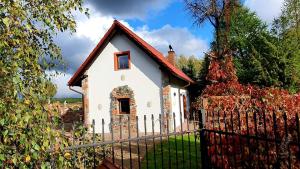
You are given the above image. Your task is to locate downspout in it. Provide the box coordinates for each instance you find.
[178,88,183,129]
[69,86,83,95]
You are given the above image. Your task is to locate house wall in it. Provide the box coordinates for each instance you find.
[86,32,163,133]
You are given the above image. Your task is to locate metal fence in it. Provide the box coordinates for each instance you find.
[200,110,300,169]
[49,112,203,169]
[49,108,300,168]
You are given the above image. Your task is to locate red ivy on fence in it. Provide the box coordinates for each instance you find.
[200,82,300,168]
[196,52,300,168]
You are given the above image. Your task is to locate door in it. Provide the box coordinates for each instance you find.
[183,95,188,119]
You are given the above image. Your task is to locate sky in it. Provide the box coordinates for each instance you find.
[52,0,285,98]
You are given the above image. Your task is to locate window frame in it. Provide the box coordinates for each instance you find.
[114,51,131,70]
[118,98,130,114]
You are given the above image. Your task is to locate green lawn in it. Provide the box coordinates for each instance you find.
[142,134,202,169]
[51,97,82,103]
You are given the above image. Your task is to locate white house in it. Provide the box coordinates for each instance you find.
[68,20,194,133]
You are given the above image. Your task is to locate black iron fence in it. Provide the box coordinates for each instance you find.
[200,109,300,169]
[48,112,203,169]
[48,109,300,168]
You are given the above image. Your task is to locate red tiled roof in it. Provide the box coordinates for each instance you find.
[68,20,194,86]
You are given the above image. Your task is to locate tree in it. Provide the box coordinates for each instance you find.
[272,0,300,92]
[215,6,299,92]
[185,0,239,87]
[185,0,239,55]
[186,1,299,92]
[176,55,203,82]
[0,0,87,167]
[228,7,283,86]
[176,55,204,104]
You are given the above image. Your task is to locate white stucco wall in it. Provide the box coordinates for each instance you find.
[170,86,189,131]
[86,33,163,133]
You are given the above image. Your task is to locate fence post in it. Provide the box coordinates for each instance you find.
[127,115,132,169]
[110,116,115,164]
[72,122,76,167]
[102,118,105,159]
[199,109,205,129]
[200,129,208,169]
[92,119,96,169]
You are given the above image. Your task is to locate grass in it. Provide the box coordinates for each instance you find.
[141,134,201,169]
[51,97,82,103]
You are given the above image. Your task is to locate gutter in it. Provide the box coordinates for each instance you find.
[69,86,83,95]
[183,82,191,88]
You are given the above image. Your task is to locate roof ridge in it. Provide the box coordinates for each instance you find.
[114,21,194,83]
[114,20,164,56]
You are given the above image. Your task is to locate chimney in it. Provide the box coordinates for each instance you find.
[166,45,176,66]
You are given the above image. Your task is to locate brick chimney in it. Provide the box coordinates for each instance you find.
[166,45,176,66]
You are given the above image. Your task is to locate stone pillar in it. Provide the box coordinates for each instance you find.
[162,85,171,132]
[82,77,89,126]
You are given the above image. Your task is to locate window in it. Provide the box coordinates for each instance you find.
[118,98,130,114]
[114,51,130,70]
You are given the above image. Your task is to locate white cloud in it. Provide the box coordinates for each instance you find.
[76,14,114,43]
[135,25,209,57]
[75,14,133,44]
[244,0,284,23]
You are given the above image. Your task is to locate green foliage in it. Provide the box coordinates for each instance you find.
[0,0,87,167]
[176,55,203,82]
[271,0,300,92]
[45,81,57,98]
[196,54,211,84]
[176,55,205,103]
[221,6,300,92]
[51,123,108,169]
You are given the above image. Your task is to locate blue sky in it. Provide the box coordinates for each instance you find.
[52,0,285,98]
[126,1,214,42]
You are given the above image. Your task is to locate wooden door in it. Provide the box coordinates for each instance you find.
[183,95,188,119]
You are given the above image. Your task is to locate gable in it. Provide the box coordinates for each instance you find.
[88,32,163,88]
[68,20,194,86]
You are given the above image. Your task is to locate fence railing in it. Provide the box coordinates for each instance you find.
[48,112,203,169]
[200,109,300,169]
[47,108,300,168]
